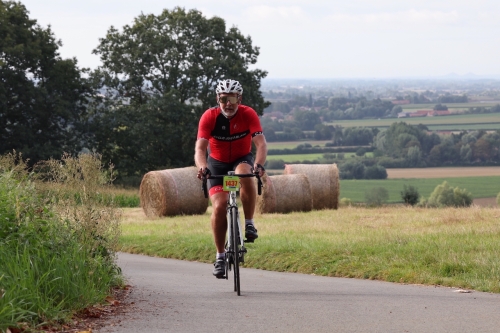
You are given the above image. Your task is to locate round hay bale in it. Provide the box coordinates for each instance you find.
[139,167,208,217]
[283,164,340,210]
[256,174,312,214]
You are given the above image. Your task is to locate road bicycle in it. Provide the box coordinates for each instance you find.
[202,170,262,296]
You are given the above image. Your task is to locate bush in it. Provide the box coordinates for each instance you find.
[0,152,122,331]
[339,197,353,207]
[364,165,388,179]
[365,187,389,207]
[497,192,500,206]
[420,181,473,207]
[265,159,286,169]
[355,148,367,156]
[340,160,366,179]
[401,185,420,206]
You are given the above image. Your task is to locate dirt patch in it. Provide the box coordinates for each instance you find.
[473,197,498,207]
[387,167,500,179]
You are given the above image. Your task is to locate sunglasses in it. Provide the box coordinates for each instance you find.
[219,96,239,104]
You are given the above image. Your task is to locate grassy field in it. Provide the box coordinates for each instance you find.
[325,113,500,129]
[400,102,498,111]
[267,140,332,149]
[119,206,500,293]
[387,167,500,178]
[339,176,500,203]
[267,152,374,162]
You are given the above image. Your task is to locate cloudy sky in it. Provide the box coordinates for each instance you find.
[20,0,500,79]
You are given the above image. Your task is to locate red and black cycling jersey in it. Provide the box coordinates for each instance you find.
[197,105,263,163]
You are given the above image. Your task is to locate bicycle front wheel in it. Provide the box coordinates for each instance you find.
[230,206,241,295]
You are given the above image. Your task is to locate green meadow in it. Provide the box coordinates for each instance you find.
[325,113,500,129]
[339,176,500,203]
[119,205,500,293]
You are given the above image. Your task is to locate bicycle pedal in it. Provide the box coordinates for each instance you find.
[244,238,255,243]
[216,275,226,279]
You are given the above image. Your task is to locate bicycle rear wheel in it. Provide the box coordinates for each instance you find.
[230,206,241,295]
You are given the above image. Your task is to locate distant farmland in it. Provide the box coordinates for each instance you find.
[326,112,500,130]
[387,167,500,179]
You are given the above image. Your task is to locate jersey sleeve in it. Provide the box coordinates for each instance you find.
[247,108,263,137]
[197,110,212,140]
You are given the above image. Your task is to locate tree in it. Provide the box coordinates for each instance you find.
[90,92,197,177]
[421,181,472,207]
[407,146,422,166]
[364,165,387,179]
[89,7,269,176]
[294,110,321,131]
[0,1,91,164]
[365,187,389,206]
[401,185,420,206]
[433,104,448,111]
[92,7,269,114]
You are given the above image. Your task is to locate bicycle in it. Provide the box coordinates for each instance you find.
[202,170,263,296]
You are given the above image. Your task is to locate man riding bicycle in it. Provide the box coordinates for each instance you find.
[195,79,267,278]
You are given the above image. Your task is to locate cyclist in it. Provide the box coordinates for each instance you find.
[195,79,267,278]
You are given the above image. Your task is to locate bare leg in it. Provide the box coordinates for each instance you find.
[235,163,256,220]
[210,192,228,253]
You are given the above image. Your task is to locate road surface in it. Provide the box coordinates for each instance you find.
[96,252,500,333]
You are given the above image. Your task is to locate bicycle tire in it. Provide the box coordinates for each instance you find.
[230,206,241,295]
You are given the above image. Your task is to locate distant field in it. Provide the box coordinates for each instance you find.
[340,176,500,203]
[387,167,500,178]
[267,152,374,162]
[267,140,331,149]
[326,113,500,129]
[401,102,498,111]
[426,123,500,131]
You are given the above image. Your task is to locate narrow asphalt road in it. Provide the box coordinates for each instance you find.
[96,252,500,333]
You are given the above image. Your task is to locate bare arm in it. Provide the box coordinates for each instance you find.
[252,134,268,176]
[194,139,209,179]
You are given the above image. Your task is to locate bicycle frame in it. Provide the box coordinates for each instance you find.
[202,170,262,295]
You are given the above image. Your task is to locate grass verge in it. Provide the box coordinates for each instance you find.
[0,152,123,332]
[120,206,500,293]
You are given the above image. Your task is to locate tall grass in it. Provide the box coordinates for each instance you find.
[0,152,122,332]
[119,205,500,293]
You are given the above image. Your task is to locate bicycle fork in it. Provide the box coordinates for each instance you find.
[226,205,246,266]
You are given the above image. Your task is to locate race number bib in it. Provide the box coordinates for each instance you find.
[223,176,240,191]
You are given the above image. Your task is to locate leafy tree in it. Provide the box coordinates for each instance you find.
[383,122,440,158]
[355,148,366,157]
[460,144,472,163]
[421,181,472,207]
[364,165,387,179]
[365,187,389,207]
[407,146,422,166]
[390,105,403,117]
[433,104,448,111]
[340,160,365,179]
[294,110,321,131]
[90,92,197,177]
[0,1,91,164]
[314,124,335,140]
[472,139,491,162]
[89,7,269,176]
[92,7,268,113]
[343,127,375,146]
[401,185,420,206]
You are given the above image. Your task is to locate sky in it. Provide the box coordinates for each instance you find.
[19,0,500,79]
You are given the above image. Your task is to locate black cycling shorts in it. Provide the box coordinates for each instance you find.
[207,153,254,196]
